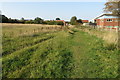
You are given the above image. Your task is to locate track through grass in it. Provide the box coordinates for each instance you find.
[69,29,118,78]
[2,24,119,78]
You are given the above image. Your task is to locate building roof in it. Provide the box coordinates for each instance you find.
[95,14,120,19]
[82,20,89,23]
[55,20,64,21]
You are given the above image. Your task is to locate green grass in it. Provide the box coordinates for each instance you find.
[2,24,119,78]
[69,29,118,78]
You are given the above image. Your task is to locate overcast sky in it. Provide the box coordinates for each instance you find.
[1,2,106,21]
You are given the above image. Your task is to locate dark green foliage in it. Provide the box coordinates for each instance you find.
[0,15,9,23]
[77,19,83,24]
[34,17,44,24]
[44,20,64,25]
[20,17,25,23]
[70,16,77,25]
[25,20,34,24]
[0,15,25,23]
[45,21,56,25]
[70,16,82,25]
[8,18,20,23]
[55,21,64,25]
[56,18,60,20]
[1,14,64,25]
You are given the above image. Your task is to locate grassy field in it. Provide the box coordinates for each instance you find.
[2,23,119,78]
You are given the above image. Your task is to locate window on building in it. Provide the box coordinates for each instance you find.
[106,19,113,22]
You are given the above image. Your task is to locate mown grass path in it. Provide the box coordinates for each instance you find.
[2,28,119,78]
[69,29,118,78]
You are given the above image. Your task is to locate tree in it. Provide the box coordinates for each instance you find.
[70,16,77,25]
[7,18,20,23]
[0,15,8,23]
[104,0,120,15]
[21,17,24,21]
[77,19,83,24]
[56,18,60,20]
[55,21,64,25]
[34,17,43,24]
[20,17,25,23]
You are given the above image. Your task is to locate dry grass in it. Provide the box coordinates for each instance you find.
[2,23,62,27]
[103,31,118,44]
[81,27,118,45]
[2,23,63,37]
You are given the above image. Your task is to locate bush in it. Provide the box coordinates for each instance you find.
[55,21,64,25]
[44,21,64,25]
[25,20,34,24]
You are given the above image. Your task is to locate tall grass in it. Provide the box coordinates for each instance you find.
[2,23,63,37]
[2,24,119,78]
[76,25,118,49]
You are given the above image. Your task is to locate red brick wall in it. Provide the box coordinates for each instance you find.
[104,18,120,27]
[95,18,120,27]
[82,20,89,23]
[95,19,101,26]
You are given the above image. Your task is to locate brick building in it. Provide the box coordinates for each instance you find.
[94,14,120,29]
[82,20,89,23]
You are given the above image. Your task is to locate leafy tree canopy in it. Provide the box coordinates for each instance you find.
[0,15,9,23]
[56,18,60,20]
[34,17,43,24]
[70,16,77,25]
[77,19,83,24]
[104,0,120,15]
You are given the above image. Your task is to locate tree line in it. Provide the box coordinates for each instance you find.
[0,15,65,25]
[0,15,83,25]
